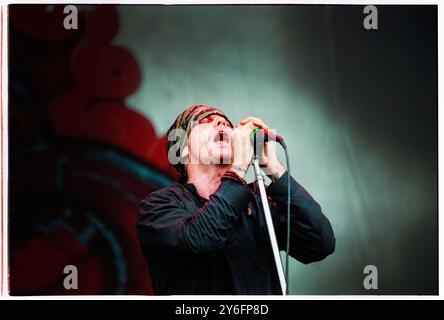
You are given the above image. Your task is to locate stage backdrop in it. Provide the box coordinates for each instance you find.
[9,5,437,295]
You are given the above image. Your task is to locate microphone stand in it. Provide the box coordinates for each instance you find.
[251,143,287,295]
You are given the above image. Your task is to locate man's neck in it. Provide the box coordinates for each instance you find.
[187,164,230,199]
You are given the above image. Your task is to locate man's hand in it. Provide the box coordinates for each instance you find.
[259,140,286,182]
[230,116,285,181]
[230,119,257,178]
[240,117,285,182]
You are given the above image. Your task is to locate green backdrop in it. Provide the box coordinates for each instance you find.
[113,5,437,294]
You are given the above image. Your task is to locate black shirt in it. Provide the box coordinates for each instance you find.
[136,171,335,295]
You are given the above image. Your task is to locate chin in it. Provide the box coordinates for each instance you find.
[212,150,232,165]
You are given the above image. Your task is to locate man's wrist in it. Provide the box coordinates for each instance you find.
[269,163,286,182]
[231,163,249,178]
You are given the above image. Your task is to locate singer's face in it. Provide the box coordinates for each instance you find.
[187,114,233,165]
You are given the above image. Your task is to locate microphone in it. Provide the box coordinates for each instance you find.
[252,128,284,143]
[251,128,286,152]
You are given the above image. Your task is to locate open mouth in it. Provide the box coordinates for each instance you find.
[213,131,230,144]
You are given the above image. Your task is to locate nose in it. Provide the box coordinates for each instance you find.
[215,117,230,128]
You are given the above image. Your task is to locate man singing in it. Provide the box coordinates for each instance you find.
[137,105,335,295]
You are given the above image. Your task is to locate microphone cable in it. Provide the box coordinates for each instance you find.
[281,140,291,295]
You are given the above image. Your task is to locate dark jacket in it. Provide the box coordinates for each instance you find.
[137,171,335,295]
